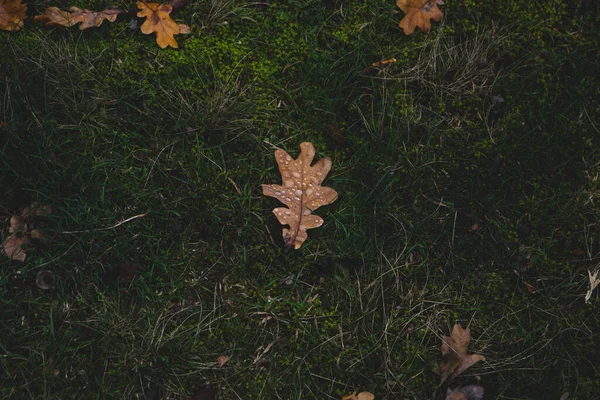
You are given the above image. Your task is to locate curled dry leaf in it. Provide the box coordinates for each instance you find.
[262,142,338,249]
[342,392,375,400]
[2,203,52,262]
[446,385,484,400]
[2,215,28,261]
[36,270,56,290]
[34,7,124,29]
[396,0,443,35]
[216,355,229,368]
[440,324,485,383]
[0,0,26,31]
[585,268,600,304]
[137,1,188,49]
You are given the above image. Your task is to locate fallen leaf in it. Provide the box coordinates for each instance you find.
[523,281,536,294]
[342,392,375,400]
[137,1,188,49]
[2,203,53,262]
[364,58,397,73]
[169,0,188,9]
[262,142,338,249]
[178,23,190,34]
[396,0,443,35]
[34,7,124,30]
[446,385,484,400]
[439,324,485,383]
[2,215,28,261]
[216,355,229,368]
[0,0,26,31]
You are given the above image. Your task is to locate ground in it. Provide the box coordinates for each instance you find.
[1,0,599,399]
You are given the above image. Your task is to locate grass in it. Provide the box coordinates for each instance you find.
[1,0,599,399]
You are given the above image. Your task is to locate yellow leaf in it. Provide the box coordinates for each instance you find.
[0,0,27,31]
[262,142,338,250]
[137,1,188,49]
[396,0,443,35]
[34,7,124,30]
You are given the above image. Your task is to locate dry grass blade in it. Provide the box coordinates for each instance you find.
[439,324,485,383]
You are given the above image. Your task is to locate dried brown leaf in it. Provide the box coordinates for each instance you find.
[446,385,484,400]
[36,270,56,290]
[439,324,485,383]
[34,6,124,30]
[137,1,188,49]
[342,392,375,400]
[2,203,52,262]
[0,0,26,31]
[396,0,443,35]
[262,142,338,249]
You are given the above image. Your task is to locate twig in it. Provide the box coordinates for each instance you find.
[62,213,149,234]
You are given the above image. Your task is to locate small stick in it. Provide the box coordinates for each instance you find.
[62,213,148,234]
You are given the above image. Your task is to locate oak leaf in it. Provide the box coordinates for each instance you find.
[262,142,337,250]
[137,1,190,49]
[396,0,443,35]
[439,324,485,383]
[34,7,124,30]
[0,0,26,31]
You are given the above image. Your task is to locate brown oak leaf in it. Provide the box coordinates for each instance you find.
[342,392,375,400]
[34,7,124,30]
[396,0,443,35]
[0,0,27,31]
[137,1,190,49]
[262,142,338,250]
[439,324,485,383]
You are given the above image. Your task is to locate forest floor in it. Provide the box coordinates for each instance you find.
[1,0,599,399]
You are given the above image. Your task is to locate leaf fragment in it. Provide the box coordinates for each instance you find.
[1,203,52,262]
[137,1,188,49]
[342,392,375,400]
[396,0,443,35]
[262,142,338,250]
[439,324,485,383]
[2,215,28,261]
[0,0,26,31]
[34,7,124,30]
[216,355,229,368]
